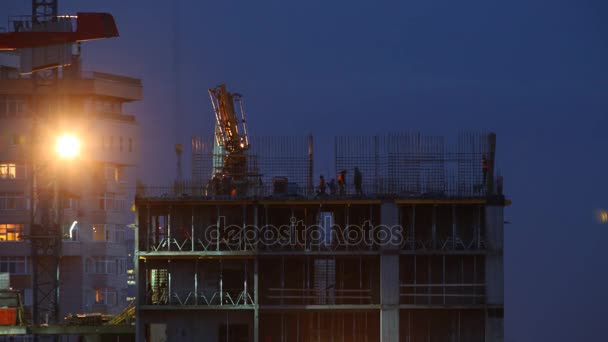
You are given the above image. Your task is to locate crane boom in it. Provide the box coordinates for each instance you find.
[208,84,249,154]
[0,13,118,51]
[207,84,252,196]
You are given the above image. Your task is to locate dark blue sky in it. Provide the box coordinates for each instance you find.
[3,0,608,340]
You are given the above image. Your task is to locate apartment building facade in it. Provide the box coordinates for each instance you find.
[0,52,142,319]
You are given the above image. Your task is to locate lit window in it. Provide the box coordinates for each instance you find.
[104,164,124,183]
[0,224,23,241]
[0,164,15,179]
[0,163,25,180]
[94,288,117,306]
[93,225,106,241]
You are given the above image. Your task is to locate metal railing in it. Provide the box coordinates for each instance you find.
[146,288,254,307]
[265,288,374,305]
[400,283,485,305]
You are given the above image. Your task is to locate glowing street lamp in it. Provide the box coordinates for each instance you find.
[55,134,80,159]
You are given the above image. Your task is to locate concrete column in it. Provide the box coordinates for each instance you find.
[380,201,400,342]
[380,254,399,342]
[484,205,504,342]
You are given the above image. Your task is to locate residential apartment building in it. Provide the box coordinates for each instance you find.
[0,52,142,319]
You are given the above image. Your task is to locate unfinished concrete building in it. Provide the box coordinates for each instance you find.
[135,132,507,342]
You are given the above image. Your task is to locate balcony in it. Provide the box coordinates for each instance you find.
[0,71,142,101]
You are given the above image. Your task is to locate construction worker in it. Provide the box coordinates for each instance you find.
[354,167,362,196]
[337,170,346,195]
[318,175,326,195]
[328,178,337,195]
[482,154,489,186]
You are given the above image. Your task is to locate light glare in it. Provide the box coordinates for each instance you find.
[594,209,608,224]
[56,134,80,159]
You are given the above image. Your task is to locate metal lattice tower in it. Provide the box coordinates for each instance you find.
[30,0,62,326]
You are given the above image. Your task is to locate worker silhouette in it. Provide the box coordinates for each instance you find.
[337,170,346,195]
[354,167,362,196]
[328,178,337,195]
[318,175,327,195]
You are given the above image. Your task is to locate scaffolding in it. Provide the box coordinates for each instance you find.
[187,135,311,198]
[143,131,498,200]
[335,131,493,197]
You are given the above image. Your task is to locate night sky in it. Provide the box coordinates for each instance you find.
[2,0,608,340]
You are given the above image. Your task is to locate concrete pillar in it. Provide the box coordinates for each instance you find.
[380,254,399,342]
[380,202,400,342]
[484,205,504,342]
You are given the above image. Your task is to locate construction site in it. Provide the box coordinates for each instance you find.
[134,86,508,342]
[0,1,507,341]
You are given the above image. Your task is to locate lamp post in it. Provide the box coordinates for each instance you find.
[30,133,80,325]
